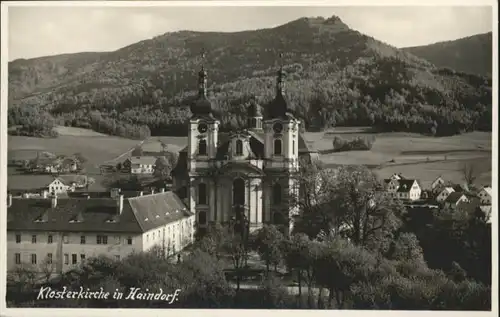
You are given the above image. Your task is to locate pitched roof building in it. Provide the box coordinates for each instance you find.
[6,191,194,275]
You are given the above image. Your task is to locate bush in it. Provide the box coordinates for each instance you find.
[332,135,375,152]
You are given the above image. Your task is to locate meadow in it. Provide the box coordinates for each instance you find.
[7,126,493,191]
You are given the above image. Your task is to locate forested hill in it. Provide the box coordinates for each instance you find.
[8,15,492,139]
[402,32,492,77]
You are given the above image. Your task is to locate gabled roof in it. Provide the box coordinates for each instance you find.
[481,186,492,196]
[7,192,191,234]
[56,175,88,186]
[445,192,467,204]
[396,179,417,193]
[127,192,194,232]
[130,156,158,165]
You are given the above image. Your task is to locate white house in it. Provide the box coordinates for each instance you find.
[6,191,195,277]
[436,187,455,202]
[383,178,422,201]
[128,156,157,174]
[477,186,492,205]
[48,177,75,195]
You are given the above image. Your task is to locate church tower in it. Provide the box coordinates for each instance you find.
[187,51,219,230]
[187,51,219,167]
[262,53,300,236]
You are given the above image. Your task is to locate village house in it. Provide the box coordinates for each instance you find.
[444,192,469,209]
[477,186,492,205]
[124,156,158,174]
[6,190,194,277]
[383,175,422,201]
[436,187,455,203]
[430,176,446,193]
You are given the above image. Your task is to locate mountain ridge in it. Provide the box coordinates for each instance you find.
[8,15,492,139]
[402,32,492,76]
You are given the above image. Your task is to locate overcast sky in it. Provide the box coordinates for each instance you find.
[7,4,494,61]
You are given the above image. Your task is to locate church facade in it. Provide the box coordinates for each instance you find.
[171,59,318,235]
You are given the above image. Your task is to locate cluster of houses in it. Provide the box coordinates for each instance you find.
[12,153,82,175]
[382,173,493,220]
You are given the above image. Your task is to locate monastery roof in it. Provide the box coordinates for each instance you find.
[7,192,192,234]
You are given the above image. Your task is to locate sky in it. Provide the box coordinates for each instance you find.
[7,3,494,61]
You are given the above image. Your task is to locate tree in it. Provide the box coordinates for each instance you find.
[131,145,143,157]
[153,156,172,179]
[73,152,87,166]
[40,255,55,283]
[461,162,477,188]
[254,225,285,273]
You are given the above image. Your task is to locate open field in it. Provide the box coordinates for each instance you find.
[8,128,493,191]
[53,125,110,137]
[307,131,492,188]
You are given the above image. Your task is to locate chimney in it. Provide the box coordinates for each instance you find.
[51,195,58,208]
[117,195,124,215]
[7,194,12,208]
[160,188,165,193]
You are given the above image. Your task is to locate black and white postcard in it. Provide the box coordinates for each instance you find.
[0,0,497,316]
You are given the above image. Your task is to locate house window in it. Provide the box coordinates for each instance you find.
[15,253,21,265]
[97,235,108,245]
[32,235,37,244]
[153,232,155,239]
[292,140,295,155]
[80,236,86,244]
[115,255,120,261]
[64,254,69,265]
[72,254,77,265]
[198,183,207,205]
[198,211,207,225]
[47,253,53,264]
[127,237,133,245]
[273,183,282,205]
[48,235,53,244]
[15,234,21,243]
[235,139,243,156]
[115,236,120,244]
[274,139,282,155]
[80,254,86,261]
[63,235,69,243]
[31,254,37,265]
[198,139,207,155]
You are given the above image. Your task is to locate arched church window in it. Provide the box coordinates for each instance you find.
[273,183,282,205]
[292,140,295,155]
[274,139,282,155]
[198,211,207,225]
[198,139,207,155]
[198,183,207,205]
[233,178,245,206]
[235,139,243,156]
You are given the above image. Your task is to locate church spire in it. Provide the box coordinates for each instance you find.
[198,49,207,98]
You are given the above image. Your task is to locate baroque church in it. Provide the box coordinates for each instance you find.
[171,57,318,235]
